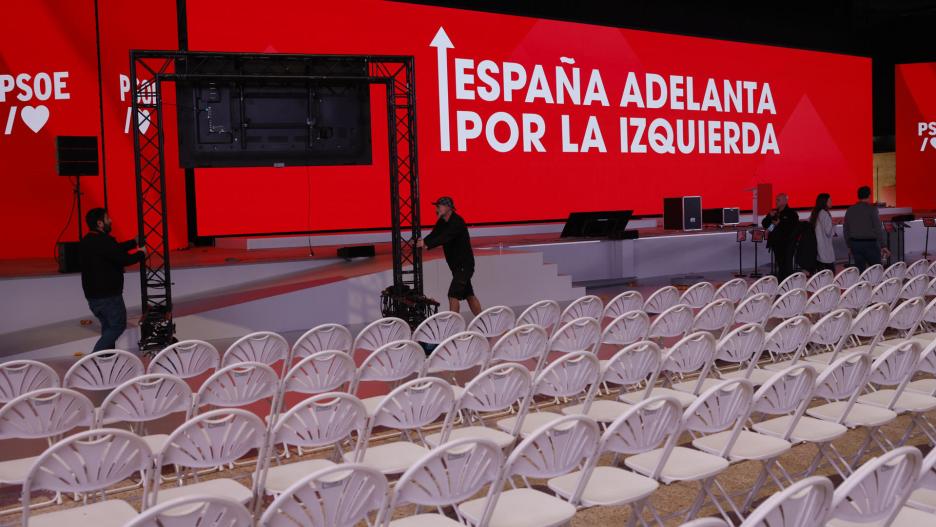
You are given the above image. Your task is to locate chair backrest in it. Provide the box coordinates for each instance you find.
[927,277,936,297]
[560,295,603,324]
[292,323,353,358]
[0,360,59,403]
[804,284,840,315]
[387,437,502,519]
[715,278,749,304]
[733,293,772,325]
[768,288,809,320]
[813,353,871,402]
[806,269,835,293]
[423,331,490,375]
[716,323,767,365]
[412,311,466,344]
[916,340,936,376]
[741,476,834,527]
[456,362,533,416]
[282,350,355,396]
[272,392,367,451]
[351,340,424,392]
[660,331,717,377]
[907,258,930,279]
[352,317,412,355]
[779,272,808,295]
[99,373,192,426]
[222,331,289,367]
[888,296,926,334]
[923,296,936,326]
[0,387,94,439]
[834,267,861,290]
[22,428,152,522]
[866,340,920,390]
[870,277,902,306]
[490,324,548,367]
[260,464,388,527]
[467,305,517,338]
[764,316,810,360]
[603,340,662,391]
[549,317,601,353]
[603,291,644,320]
[193,361,280,411]
[680,282,716,309]
[691,299,735,332]
[517,299,562,331]
[808,309,852,347]
[601,396,682,455]
[930,261,936,278]
[63,349,144,391]
[918,446,936,492]
[644,285,681,314]
[156,408,265,470]
[860,263,884,286]
[369,377,455,432]
[829,446,921,525]
[900,274,930,300]
[747,275,779,299]
[601,310,650,347]
[648,304,694,340]
[752,364,817,417]
[534,351,601,401]
[838,281,873,311]
[883,261,907,281]
[148,340,220,379]
[124,496,252,527]
[682,379,754,438]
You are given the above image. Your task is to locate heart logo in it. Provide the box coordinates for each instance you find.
[137,109,151,134]
[931,137,936,149]
[21,105,50,133]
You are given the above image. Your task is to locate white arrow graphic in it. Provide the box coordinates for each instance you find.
[430,27,453,152]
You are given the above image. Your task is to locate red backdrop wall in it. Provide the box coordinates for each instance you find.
[895,62,936,210]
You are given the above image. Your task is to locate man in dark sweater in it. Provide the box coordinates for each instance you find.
[844,186,890,271]
[80,208,145,352]
[416,197,482,316]
[761,192,799,280]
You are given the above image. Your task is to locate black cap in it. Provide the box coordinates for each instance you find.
[432,196,455,209]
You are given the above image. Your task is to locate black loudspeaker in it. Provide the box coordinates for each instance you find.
[560,210,634,238]
[337,245,376,260]
[703,207,741,225]
[55,136,99,176]
[57,241,81,273]
[663,196,703,231]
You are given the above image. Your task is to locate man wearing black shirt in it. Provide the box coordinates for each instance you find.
[761,193,799,280]
[80,208,145,352]
[416,197,482,315]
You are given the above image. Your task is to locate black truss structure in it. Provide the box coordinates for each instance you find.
[130,50,430,351]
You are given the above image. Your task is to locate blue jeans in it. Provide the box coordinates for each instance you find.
[88,295,127,352]
[849,240,881,272]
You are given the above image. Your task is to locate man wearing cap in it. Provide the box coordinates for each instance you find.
[416,197,482,315]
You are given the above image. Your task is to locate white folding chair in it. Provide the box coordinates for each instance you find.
[838,281,873,313]
[826,446,923,526]
[193,361,280,414]
[63,349,144,392]
[352,317,412,357]
[732,293,773,327]
[647,304,694,342]
[350,339,425,416]
[778,272,808,295]
[681,282,716,309]
[884,261,909,282]
[860,263,885,286]
[148,340,220,380]
[350,377,455,475]
[767,308,852,371]
[757,316,810,368]
[870,277,904,307]
[800,303,889,366]
[804,284,841,317]
[458,415,601,527]
[497,351,600,437]
[910,296,936,344]
[517,300,561,334]
[715,278,749,304]
[907,339,936,396]
[422,331,490,393]
[644,285,681,315]
[279,350,355,400]
[766,288,809,322]
[747,275,779,299]
[222,331,290,368]
[603,291,645,321]
[623,332,717,408]
[740,476,834,527]
[710,323,773,386]
[598,310,650,357]
[124,496,252,527]
[559,294,603,324]
[926,277,936,297]
[907,259,930,279]
[548,317,601,356]
[259,392,367,496]
[412,311,467,345]
[489,324,549,373]
[292,323,353,358]
[427,362,533,449]
[20,428,152,527]
[381,437,503,527]
[468,306,517,339]
[906,446,936,514]
[691,299,735,337]
[98,373,193,455]
[872,297,928,351]
[0,360,58,403]
[259,464,387,527]
[834,267,861,290]
[806,269,835,293]
[930,261,936,279]
[901,275,931,302]
[151,408,265,508]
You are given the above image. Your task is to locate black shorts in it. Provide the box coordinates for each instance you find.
[448,266,475,300]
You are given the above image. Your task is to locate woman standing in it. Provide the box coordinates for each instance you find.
[810,193,836,272]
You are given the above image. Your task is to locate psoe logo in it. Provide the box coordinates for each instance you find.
[0,72,71,135]
[919,121,936,151]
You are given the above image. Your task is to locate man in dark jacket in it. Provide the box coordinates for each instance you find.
[416,197,482,315]
[761,193,799,280]
[80,208,145,352]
